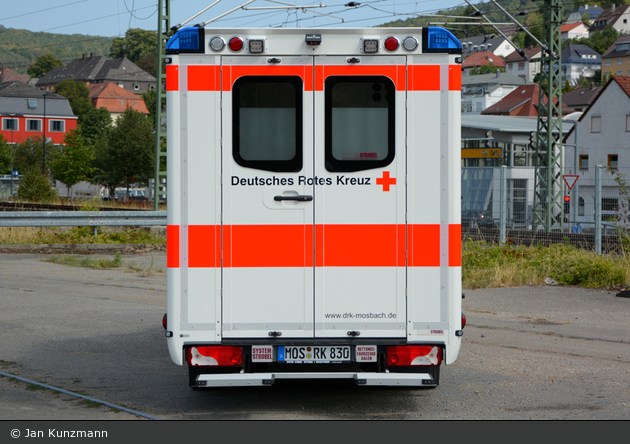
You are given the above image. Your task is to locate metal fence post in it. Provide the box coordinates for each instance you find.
[595,165,602,255]
[500,165,507,245]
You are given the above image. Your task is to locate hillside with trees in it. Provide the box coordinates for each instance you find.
[0,25,112,76]
[380,0,630,43]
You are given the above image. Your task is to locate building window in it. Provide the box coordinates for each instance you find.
[149,84,155,90]
[608,154,618,169]
[606,59,611,66]
[50,120,64,132]
[27,119,41,132]
[591,116,601,133]
[27,99,37,109]
[2,118,18,131]
[579,155,589,170]
[618,71,623,76]
[618,57,623,65]
[134,84,140,91]
[518,62,525,70]
[579,197,585,217]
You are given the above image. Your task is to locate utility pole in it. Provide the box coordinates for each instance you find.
[154,0,171,210]
[532,0,563,231]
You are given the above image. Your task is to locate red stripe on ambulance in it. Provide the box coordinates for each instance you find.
[169,224,461,268]
[165,65,179,91]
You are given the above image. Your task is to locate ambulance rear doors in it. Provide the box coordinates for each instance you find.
[222,54,407,339]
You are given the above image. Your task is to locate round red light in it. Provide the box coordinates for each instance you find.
[388,354,399,365]
[564,195,570,202]
[162,313,167,330]
[229,37,243,52]
[384,37,399,51]
[231,354,242,365]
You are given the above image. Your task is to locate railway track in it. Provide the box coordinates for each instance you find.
[0,201,146,212]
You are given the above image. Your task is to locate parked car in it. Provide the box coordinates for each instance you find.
[113,189,147,203]
[461,210,497,228]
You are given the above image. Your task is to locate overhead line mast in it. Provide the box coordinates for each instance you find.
[532,0,564,232]
[154,0,171,210]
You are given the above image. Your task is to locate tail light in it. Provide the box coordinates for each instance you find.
[187,346,243,367]
[462,312,467,329]
[387,345,442,366]
[229,37,243,52]
[162,313,167,330]
[384,37,399,51]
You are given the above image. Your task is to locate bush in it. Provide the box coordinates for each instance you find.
[16,170,57,202]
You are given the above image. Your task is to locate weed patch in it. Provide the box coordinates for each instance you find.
[45,252,123,269]
[463,240,630,289]
[0,226,165,246]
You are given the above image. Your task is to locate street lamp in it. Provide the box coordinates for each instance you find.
[42,91,55,175]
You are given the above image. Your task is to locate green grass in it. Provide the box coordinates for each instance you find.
[0,226,166,246]
[463,240,629,289]
[44,252,123,269]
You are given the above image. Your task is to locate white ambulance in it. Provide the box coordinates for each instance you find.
[163,26,464,388]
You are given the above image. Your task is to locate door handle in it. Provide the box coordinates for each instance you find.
[274,195,313,202]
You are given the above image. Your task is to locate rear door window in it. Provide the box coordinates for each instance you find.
[232,76,303,172]
[325,76,395,172]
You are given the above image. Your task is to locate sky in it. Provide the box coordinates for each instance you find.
[0,0,473,38]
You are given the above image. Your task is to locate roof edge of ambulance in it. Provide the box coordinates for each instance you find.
[165,26,462,55]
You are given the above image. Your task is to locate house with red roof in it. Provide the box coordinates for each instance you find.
[462,51,505,76]
[87,82,149,123]
[0,67,29,84]
[481,84,575,117]
[561,22,590,40]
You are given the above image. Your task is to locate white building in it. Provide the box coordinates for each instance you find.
[461,72,532,114]
[505,46,542,82]
[563,76,630,224]
[459,34,515,58]
[561,43,602,87]
[560,22,590,40]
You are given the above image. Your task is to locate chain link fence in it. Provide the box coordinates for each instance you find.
[462,165,630,253]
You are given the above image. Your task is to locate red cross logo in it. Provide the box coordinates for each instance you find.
[376,171,396,192]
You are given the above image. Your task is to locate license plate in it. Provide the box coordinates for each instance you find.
[278,346,351,363]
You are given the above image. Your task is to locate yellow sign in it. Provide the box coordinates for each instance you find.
[461,148,502,159]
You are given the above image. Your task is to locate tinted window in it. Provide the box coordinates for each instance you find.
[233,76,303,172]
[325,76,395,172]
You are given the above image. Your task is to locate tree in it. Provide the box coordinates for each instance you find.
[54,79,93,124]
[16,170,57,202]
[109,28,157,65]
[12,137,60,176]
[79,107,113,146]
[27,53,63,78]
[105,108,154,193]
[469,64,506,75]
[50,130,95,203]
[0,134,12,175]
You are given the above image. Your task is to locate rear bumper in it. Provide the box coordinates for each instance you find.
[195,372,437,387]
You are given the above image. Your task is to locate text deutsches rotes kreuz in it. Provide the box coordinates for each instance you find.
[231,175,372,186]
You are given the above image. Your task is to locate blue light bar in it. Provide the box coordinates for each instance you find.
[166,27,205,54]
[422,27,462,54]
